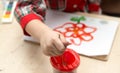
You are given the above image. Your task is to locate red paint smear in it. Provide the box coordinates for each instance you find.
[54,22,97,46]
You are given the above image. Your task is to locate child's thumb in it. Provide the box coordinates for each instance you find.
[59,34,71,48]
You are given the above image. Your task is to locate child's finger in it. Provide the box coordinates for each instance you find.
[59,34,71,47]
[53,38,66,52]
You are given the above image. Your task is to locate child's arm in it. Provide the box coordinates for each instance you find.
[14,0,69,56]
[14,0,46,35]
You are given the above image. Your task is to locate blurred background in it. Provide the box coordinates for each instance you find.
[101,0,120,17]
[1,0,120,17]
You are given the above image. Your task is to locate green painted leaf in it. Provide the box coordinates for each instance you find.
[70,16,86,23]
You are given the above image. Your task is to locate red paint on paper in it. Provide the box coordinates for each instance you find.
[54,22,97,45]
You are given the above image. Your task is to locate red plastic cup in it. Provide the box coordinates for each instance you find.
[50,49,80,73]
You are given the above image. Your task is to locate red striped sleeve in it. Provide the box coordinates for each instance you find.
[20,13,42,35]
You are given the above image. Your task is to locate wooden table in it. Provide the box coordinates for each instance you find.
[0,2,120,73]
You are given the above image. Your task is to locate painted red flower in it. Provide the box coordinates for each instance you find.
[54,22,97,45]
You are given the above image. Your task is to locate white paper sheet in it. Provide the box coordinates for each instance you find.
[24,10,119,56]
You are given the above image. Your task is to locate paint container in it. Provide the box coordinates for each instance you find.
[50,49,80,73]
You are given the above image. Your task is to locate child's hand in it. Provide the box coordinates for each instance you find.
[25,19,70,56]
[39,28,69,56]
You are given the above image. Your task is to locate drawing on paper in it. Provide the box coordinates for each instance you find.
[54,16,97,46]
